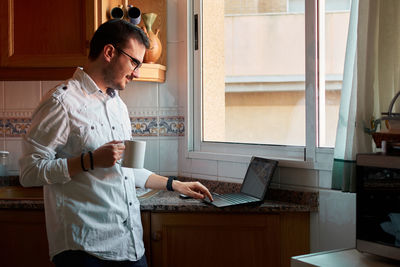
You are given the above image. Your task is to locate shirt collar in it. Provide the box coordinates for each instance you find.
[72,67,102,95]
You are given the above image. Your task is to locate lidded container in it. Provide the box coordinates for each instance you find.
[0,151,9,177]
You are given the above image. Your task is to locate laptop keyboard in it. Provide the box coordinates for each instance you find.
[211,193,259,206]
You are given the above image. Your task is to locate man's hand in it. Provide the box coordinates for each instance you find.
[172,180,214,201]
[92,140,125,168]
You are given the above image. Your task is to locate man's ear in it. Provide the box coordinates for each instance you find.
[103,44,115,63]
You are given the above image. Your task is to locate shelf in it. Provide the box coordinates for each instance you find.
[136,63,166,83]
[0,64,166,82]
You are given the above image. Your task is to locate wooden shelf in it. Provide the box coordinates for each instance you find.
[136,63,166,83]
[0,64,166,82]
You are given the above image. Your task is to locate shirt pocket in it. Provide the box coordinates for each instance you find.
[79,122,105,151]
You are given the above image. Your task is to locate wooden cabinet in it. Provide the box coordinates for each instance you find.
[149,212,310,267]
[0,210,53,267]
[0,208,309,267]
[0,0,166,82]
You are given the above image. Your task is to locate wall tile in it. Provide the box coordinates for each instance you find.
[279,167,318,187]
[318,170,332,189]
[131,117,158,136]
[159,139,178,172]
[140,139,159,173]
[318,190,356,251]
[177,41,188,109]
[177,0,187,42]
[158,116,184,136]
[167,0,179,42]
[309,212,320,253]
[41,80,63,98]
[218,176,242,184]
[0,81,4,110]
[160,43,179,107]
[4,139,23,174]
[4,81,41,110]
[0,115,4,150]
[191,159,218,176]
[217,161,248,179]
[192,173,218,181]
[178,138,192,175]
[4,118,31,138]
[120,81,158,109]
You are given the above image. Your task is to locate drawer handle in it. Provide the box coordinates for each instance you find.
[152,231,162,241]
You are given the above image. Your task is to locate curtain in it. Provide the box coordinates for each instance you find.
[332,0,400,192]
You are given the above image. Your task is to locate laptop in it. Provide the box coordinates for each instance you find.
[203,157,278,208]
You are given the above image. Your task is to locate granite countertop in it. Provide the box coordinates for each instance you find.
[0,176,319,212]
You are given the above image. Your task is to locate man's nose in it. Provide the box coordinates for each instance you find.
[128,69,139,80]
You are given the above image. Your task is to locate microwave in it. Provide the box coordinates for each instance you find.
[356,153,400,261]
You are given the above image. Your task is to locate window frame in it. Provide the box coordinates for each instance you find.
[187,0,334,170]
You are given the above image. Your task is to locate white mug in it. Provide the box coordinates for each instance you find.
[122,140,146,169]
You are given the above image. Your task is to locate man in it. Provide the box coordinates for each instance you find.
[19,19,213,267]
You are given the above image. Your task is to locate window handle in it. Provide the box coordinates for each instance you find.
[194,14,198,51]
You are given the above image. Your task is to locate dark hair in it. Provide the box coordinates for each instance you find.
[88,19,150,60]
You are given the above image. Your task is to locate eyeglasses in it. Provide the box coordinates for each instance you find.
[114,46,142,71]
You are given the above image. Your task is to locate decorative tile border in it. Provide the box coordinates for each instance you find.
[159,116,185,136]
[130,117,158,137]
[4,118,31,137]
[1,116,185,138]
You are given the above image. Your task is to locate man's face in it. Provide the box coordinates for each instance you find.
[103,38,146,91]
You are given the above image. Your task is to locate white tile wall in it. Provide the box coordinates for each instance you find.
[218,176,242,183]
[318,190,356,251]
[177,41,188,109]
[191,158,218,176]
[318,170,333,189]
[159,139,179,173]
[0,81,4,110]
[159,43,179,108]
[142,139,160,173]
[178,138,192,175]
[41,80,63,97]
[4,81,41,110]
[217,161,248,179]
[120,81,158,108]
[167,0,179,42]
[5,139,23,174]
[279,167,319,188]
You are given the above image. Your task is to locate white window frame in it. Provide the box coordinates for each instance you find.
[186,0,334,171]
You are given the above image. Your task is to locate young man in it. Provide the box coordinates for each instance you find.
[19,19,212,267]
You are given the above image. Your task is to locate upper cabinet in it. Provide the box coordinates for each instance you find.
[0,0,166,82]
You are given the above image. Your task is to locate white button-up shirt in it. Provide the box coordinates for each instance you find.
[19,68,152,261]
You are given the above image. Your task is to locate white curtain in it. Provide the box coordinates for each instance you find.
[332,0,400,192]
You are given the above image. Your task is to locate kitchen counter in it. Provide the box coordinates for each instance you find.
[0,185,317,212]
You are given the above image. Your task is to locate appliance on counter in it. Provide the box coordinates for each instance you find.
[356,153,400,261]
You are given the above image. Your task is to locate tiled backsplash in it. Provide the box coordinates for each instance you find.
[0,80,183,175]
[1,116,184,138]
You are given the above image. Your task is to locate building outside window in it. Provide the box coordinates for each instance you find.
[191,0,351,161]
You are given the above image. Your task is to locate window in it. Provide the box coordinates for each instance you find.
[190,0,351,163]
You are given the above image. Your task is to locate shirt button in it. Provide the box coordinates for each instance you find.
[91,126,94,130]
[112,126,115,130]
[129,202,132,206]
[125,176,128,180]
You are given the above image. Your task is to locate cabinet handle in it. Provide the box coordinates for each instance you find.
[152,231,162,241]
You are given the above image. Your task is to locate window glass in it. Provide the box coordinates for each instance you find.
[203,0,306,146]
[319,0,351,147]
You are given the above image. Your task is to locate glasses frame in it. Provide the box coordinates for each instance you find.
[114,46,142,71]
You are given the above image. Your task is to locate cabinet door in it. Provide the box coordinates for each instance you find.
[150,213,281,267]
[0,210,53,267]
[0,0,96,67]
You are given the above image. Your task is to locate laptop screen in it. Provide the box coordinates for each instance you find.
[240,157,278,199]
